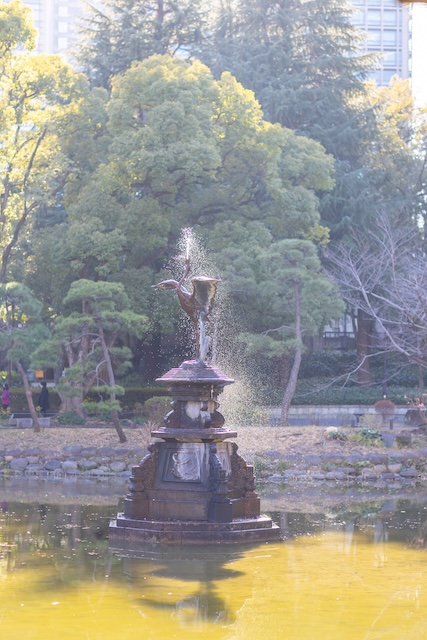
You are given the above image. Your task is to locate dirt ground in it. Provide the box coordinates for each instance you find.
[0,424,423,461]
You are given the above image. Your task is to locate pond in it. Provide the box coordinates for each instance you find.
[1,478,427,639]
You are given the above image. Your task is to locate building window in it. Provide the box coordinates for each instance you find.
[30,6,40,22]
[370,69,382,83]
[383,10,397,26]
[58,21,68,34]
[383,29,397,46]
[58,6,69,17]
[383,50,397,65]
[367,29,381,45]
[367,10,381,24]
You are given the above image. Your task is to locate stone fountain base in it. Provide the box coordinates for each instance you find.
[109,514,280,545]
[109,361,281,546]
[109,437,281,545]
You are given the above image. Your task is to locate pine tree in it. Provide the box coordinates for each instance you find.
[202,1,373,143]
[77,0,208,89]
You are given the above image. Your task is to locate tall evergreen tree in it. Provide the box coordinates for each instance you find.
[201,0,372,153]
[198,0,378,238]
[77,0,208,89]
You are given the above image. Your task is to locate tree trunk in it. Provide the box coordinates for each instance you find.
[15,361,41,432]
[83,331,117,397]
[356,309,374,387]
[417,364,424,389]
[96,316,127,443]
[58,393,85,417]
[280,347,302,426]
[61,341,85,417]
[280,355,291,390]
[280,283,302,426]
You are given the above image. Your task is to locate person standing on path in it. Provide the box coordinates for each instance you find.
[1,384,10,411]
[38,382,49,416]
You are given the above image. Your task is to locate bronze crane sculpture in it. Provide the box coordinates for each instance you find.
[152,258,221,366]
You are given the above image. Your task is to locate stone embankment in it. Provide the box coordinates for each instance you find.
[2,442,426,489]
[265,448,427,487]
[2,423,427,488]
[0,444,148,478]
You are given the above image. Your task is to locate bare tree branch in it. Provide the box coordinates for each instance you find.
[325,211,427,369]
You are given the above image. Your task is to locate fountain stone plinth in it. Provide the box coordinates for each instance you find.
[109,360,280,545]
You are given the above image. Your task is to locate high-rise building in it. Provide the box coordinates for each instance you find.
[23,0,85,56]
[350,0,411,85]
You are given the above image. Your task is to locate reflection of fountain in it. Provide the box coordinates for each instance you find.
[118,551,248,629]
[109,245,280,545]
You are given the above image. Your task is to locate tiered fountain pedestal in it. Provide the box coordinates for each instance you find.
[109,361,281,545]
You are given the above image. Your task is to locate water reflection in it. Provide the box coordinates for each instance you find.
[122,556,245,628]
[2,482,427,638]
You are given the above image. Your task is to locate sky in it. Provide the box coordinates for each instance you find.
[412,3,427,107]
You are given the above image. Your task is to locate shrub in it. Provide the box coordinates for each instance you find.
[396,434,412,448]
[298,351,357,378]
[7,388,61,411]
[292,383,412,406]
[57,412,86,425]
[356,428,383,443]
[325,428,347,441]
[373,399,396,423]
[0,407,10,423]
[253,457,269,475]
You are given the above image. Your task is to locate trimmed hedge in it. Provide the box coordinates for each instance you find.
[7,388,62,411]
[292,385,413,406]
[6,386,170,412]
[5,383,418,412]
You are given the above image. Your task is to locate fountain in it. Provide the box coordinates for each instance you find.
[109,242,280,545]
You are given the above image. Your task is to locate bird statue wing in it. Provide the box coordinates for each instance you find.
[152,272,221,366]
[191,277,221,318]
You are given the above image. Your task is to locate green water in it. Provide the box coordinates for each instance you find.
[1,484,427,639]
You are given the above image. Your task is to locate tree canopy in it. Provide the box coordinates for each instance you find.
[31,55,334,310]
[0,0,35,61]
[0,2,100,287]
[199,0,374,154]
[77,0,208,89]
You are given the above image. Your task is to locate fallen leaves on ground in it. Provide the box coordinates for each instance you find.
[0,424,422,461]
